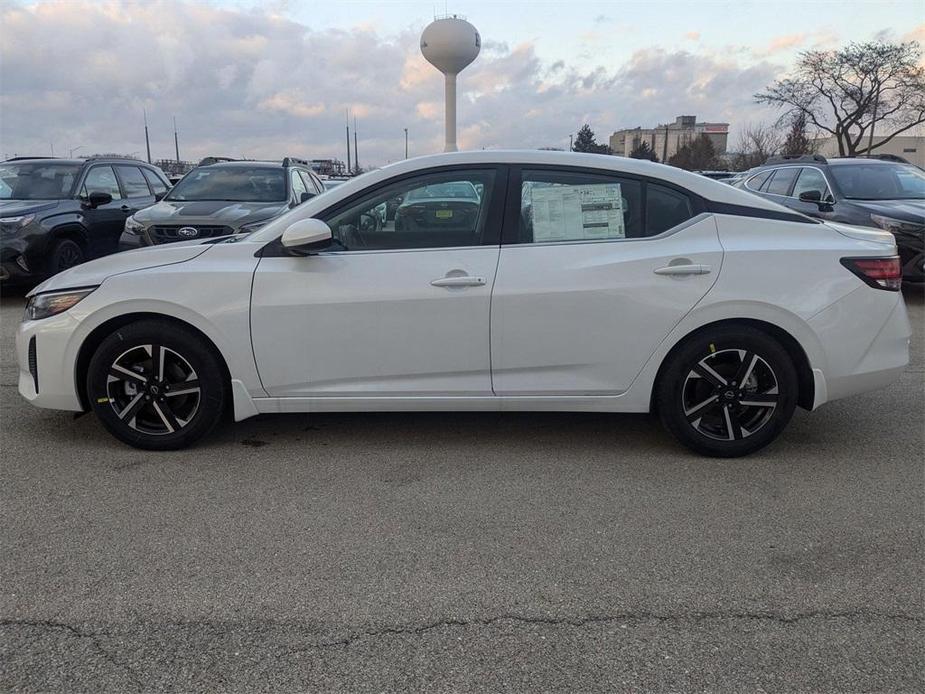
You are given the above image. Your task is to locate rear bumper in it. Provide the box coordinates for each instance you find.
[808,288,911,406]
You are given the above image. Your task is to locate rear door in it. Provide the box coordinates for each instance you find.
[490,166,723,396]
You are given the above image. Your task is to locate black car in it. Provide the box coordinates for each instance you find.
[120,157,324,248]
[0,157,171,284]
[735,155,925,283]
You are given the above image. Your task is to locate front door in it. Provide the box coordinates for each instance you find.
[491,166,724,396]
[78,165,130,258]
[250,167,506,398]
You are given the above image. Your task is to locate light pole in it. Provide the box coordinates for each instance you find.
[404,128,409,159]
[68,145,83,157]
[569,134,573,151]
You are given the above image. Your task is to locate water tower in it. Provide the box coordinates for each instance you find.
[420,16,481,152]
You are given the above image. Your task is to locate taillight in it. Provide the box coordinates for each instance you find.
[840,256,902,291]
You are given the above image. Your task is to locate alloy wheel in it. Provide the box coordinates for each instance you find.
[106,344,201,435]
[681,348,779,441]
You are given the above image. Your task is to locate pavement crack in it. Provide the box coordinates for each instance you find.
[2,619,146,690]
[276,609,922,656]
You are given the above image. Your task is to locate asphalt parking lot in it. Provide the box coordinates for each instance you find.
[1,289,922,693]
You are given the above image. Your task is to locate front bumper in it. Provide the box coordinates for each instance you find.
[16,312,85,412]
[118,231,148,252]
[1,242,41,283]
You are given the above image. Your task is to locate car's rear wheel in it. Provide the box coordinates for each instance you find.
[86,320,226,450]
[48,239,84,275]
[656,325,798,457]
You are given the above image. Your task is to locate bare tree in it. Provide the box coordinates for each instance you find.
[756,41,925,156]
[730,123,782,170]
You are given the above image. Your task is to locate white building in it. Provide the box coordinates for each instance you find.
[812,135,924,167]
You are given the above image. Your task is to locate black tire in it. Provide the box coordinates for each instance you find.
[47,239,84,275]
[655,325,798,458]
[86,320,227,450]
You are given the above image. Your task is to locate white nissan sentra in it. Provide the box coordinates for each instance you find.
[16,151,911,457]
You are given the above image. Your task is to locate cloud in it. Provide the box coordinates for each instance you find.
[1,0,783,164]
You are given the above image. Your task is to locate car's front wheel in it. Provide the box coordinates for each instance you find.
[655,325,798,457]
[87,320,226,450]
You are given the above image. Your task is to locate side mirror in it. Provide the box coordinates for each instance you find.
[84,191,113,209]
[281,218,333,254]
[300,191,315,203]
[154,191,167,202]
[798,190,822,203]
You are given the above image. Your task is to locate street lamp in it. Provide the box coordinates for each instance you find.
[68,145,83,157]
[404,128,409,159]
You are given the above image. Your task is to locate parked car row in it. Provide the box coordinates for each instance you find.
[0,156,325,285]
[730,154,924,284]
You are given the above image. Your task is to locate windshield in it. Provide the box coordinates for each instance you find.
[166,166,286,202]
[829,163,925,201]
[0,161,82,200]
[405,181,479,202]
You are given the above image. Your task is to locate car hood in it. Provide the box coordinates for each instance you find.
[849,199,925,223]
[0,200,60,217]
[28,240,212,296]
[134,199,289,225]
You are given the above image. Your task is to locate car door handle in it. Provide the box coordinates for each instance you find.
[431,276,486,287]
[120,205,131,212]
[654,264,711,276]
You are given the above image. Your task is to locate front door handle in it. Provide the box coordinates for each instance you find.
[431,275,486,287]
[120,205,132,212]
[654,264,711,276]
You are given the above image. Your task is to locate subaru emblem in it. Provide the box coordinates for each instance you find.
[177,226,199,238]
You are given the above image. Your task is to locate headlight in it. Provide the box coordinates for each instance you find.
[24,288,96,321]
[238,219,270,233]
[124,216,145,235]
[870,214,924,235]
[1,215,35,235]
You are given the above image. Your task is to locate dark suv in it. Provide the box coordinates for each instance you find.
[735,155,925,283]
[0,157,170,284]
[120,157,324,248]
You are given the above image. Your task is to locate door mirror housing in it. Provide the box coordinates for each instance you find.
[280,218,333,254]
[798,190,822,203]
[84,191,113,209]
[799,189,834,212]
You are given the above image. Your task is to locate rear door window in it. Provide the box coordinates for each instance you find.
[518,170,643,243]
[745,170,771,192]
[645,184,693,236]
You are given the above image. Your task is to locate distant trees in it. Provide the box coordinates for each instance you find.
[756,40,925,156]
[730,123,783,171]
[668,134,722,170]
[629,140,658,162]
[573,124,612,154]
[780,112,816,156]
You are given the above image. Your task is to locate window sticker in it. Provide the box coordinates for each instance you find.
[530,183,625,241]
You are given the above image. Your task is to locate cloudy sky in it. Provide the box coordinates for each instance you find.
[1,0,922,165]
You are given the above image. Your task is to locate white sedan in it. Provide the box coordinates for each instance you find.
[16,151,911,457]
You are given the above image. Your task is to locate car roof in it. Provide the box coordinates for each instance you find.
[346,150,793,213]
[200,160,289,169]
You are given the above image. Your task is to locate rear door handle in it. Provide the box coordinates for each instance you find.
[654,264,711,276]
[431,276,486,287]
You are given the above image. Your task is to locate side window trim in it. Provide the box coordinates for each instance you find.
[500,165,701,246]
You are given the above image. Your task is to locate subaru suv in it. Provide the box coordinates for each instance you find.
[735,155,924,283]
[120,158,324,248]
[0,157,170,285]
